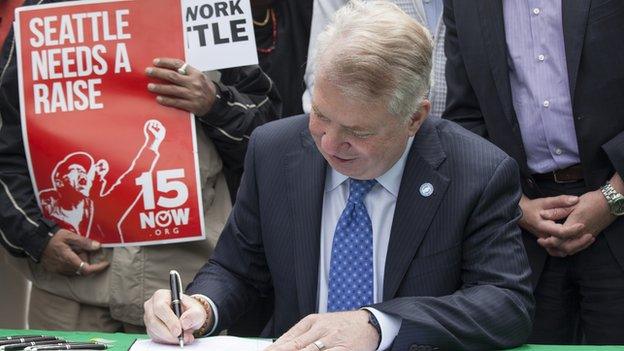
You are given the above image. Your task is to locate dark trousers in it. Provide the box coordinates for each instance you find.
[528,179,624,345]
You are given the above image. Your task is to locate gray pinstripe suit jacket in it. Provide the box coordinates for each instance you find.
[187,115,534,350]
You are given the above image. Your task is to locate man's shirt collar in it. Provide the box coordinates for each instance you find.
[325,136,414,198]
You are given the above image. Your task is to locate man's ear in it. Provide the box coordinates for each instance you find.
[407,99,431,136]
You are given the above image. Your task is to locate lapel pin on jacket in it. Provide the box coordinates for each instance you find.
[419,183,434,197]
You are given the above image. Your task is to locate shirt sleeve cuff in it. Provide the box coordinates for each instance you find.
[362,307,401,351]
[192,294,220,336]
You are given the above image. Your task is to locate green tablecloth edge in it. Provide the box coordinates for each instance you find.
[2,329,623,350]
[0,329,147,351]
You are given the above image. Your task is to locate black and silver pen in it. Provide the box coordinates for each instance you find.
[25,344,107,351]
[1,338,58,347]
[0,338,43,342]
[1,339,65,351]
[169,269,184,348]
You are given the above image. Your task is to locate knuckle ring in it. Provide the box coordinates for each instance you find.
[177,62,189,75]
[75,261,85,276]
[312,340,326,351]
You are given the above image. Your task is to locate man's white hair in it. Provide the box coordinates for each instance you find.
[313,0,433,122]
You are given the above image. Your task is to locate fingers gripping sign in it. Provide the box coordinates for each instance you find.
[177,63,189,76]
[41,229,109,276]
[145,58,217,116]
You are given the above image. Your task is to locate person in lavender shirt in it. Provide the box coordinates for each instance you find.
[443,0,624,345]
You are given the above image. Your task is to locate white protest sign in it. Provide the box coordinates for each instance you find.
[181,0,258,71]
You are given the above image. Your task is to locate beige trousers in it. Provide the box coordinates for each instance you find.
[28,286,145,333]
[0,251,29,328]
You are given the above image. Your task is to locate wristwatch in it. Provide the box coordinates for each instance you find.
[365,310,382,349]
[600,182,624,216]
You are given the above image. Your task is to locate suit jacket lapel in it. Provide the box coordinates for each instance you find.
[383,119,450,299]
[285,128,326,317]
[562,0,591,101]
[476,0,516,126]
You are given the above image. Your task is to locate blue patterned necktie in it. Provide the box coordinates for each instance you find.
[327,178,377,312]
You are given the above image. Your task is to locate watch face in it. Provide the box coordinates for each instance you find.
[613,198,624,216]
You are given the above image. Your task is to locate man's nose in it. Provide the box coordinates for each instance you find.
[321,128,348,155]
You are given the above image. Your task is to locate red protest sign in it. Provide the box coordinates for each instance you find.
[15,0,205,246]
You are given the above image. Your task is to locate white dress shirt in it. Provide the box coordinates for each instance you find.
[317,137,414,350]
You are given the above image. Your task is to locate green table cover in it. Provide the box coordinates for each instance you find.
[0,329,146,351]
[2,329,623,350]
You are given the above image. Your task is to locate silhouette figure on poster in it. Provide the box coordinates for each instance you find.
[39,119,166,244]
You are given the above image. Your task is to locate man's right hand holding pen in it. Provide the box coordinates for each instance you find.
[143,289,214,345]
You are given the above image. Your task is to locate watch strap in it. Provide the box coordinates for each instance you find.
[601,182,624,216]
[366,310,382,350]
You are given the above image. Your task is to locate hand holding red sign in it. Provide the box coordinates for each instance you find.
[41,229,109,276]
[16,0,208,247]
[146,58,217,116]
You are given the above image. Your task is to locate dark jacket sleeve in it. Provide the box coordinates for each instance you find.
[0,1,59,261]
[441,0,488,138]
[196,65,282,199]
[602,131,624,180]
[186,128,270,332]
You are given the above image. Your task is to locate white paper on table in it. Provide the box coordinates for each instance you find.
[131,337,273,351]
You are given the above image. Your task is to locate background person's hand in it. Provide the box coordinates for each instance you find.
[40,229,109,276]
[266,310,379,351]
[145,58,217,116]
[518,194,584,240]
[538,189,615,256]
[144,290,210,345]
